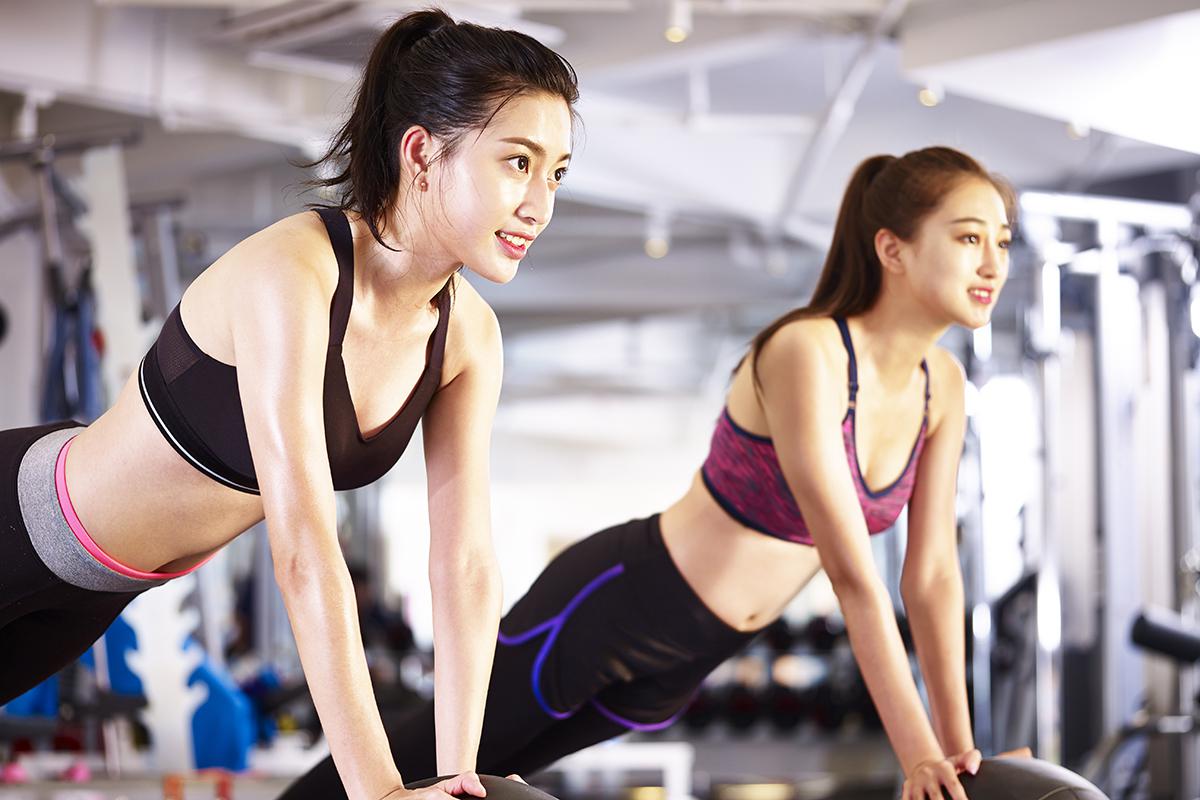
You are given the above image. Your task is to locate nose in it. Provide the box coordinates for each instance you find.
[519,176,554,228]
[979,240,1004,279]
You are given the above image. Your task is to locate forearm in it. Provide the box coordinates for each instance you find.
[837,579,944,775]
[277,550,401,800]
[903,568,974,755]
[430,556,502,775]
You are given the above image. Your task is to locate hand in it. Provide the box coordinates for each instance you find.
[946,748,981,776]
[996,746,1033,759]
[902,758,967,800]
[382,772,488,800]
[505,775,527,785]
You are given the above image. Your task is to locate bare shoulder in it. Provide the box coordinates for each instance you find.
[442,274,502,383]
[178,211,338,361]
[925,345,966,433]
[215,210,337,295]
[753,315,846,389]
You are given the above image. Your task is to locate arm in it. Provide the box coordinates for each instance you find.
[755,325,950,784]
[421,289,504,775]
[231,253,402,800]
[901,352,974,757]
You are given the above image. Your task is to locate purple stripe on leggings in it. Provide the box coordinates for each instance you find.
[589,698,687,732]
[497,562,626,720]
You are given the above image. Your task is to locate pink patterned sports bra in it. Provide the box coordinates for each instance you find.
[700,317,929,545]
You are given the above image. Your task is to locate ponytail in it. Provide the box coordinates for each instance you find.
[746,147,1013,385]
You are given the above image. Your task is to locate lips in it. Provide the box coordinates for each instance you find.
[969,287,995,305]
[495,230,534,259]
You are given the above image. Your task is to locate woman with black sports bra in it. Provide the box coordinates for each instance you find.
[0,10,576,800]
[282,146,1017,800]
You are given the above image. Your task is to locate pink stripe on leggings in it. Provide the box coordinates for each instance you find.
[55,436,211,581]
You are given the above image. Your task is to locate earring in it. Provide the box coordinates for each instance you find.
[419,177,428,191]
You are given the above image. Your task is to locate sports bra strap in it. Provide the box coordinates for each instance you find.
[317,207,355,349]
[833,316,859,405]
[920,359,931,415]
[428,281,452,371]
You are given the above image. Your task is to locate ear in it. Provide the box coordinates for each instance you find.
[874,228,906,275]
[398,124,435,184]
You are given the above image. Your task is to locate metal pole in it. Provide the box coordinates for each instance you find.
[1164,242,1199,799]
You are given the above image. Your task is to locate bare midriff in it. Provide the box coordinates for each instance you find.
[63,371,264,574]
[659,471,824,633]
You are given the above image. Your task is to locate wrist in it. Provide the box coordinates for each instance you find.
[940,728,976,757]
[358,768,404,800]
[902,749,946,777]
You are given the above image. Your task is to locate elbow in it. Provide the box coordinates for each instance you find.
[273,547,350,601]
[899,563,961,608]
[430,552,502,609]
[827,569,890,612]
[272,548,309,593]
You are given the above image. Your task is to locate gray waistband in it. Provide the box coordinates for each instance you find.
[17,426,167,593]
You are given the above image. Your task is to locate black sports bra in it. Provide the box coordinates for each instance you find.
[138,207,451,494]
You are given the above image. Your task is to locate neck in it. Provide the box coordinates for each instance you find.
[851,295,946,386]
[352,212,460,312]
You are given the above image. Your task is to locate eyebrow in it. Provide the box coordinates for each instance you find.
[500,137,571,163]
[950,216,1012,231]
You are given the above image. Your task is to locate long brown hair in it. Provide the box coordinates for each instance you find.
[748,146,1014,383]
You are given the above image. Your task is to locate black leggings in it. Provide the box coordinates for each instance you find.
[278,515,757,798]
[0,422,148,706]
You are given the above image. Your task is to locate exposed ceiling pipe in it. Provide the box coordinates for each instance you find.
[773,0,909,234]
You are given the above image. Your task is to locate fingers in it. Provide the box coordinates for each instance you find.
[997,746,1033,759]
[940,765,968,800]
[906,762,967,800]
[506,774,528,785]
[413,789,456,800]
[445,771,486,798]
[465,772,487,797]
[963,749,982,775]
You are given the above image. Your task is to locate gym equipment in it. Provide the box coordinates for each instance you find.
[764,684,805,732]
[959,757,1108,799]
[682,686,719,731]
[0,128,139,424]
[762,619,795,654]
[1080,606,1200,797]
[406,774,560,800]
[722,684,762,733]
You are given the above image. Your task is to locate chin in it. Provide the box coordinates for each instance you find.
[470,259,520,285]
[960,308,995,330]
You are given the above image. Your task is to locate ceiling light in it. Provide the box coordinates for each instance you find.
[645,209,671,259]
[918,84,943,107]
[665,0,692,43]
[1066,120,1091,140]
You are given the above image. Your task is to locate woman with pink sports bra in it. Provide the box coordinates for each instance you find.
[0,10,578,800]
[283,145,1014,800]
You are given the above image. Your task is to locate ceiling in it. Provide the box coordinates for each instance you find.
[0,0,1197,389]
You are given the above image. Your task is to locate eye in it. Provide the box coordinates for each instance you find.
[553,167,568,183]
[508,155,530,173]
[999,239,1012,250]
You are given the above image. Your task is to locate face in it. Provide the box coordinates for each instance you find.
[894,178,1012,329]
[420,92,573,284]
